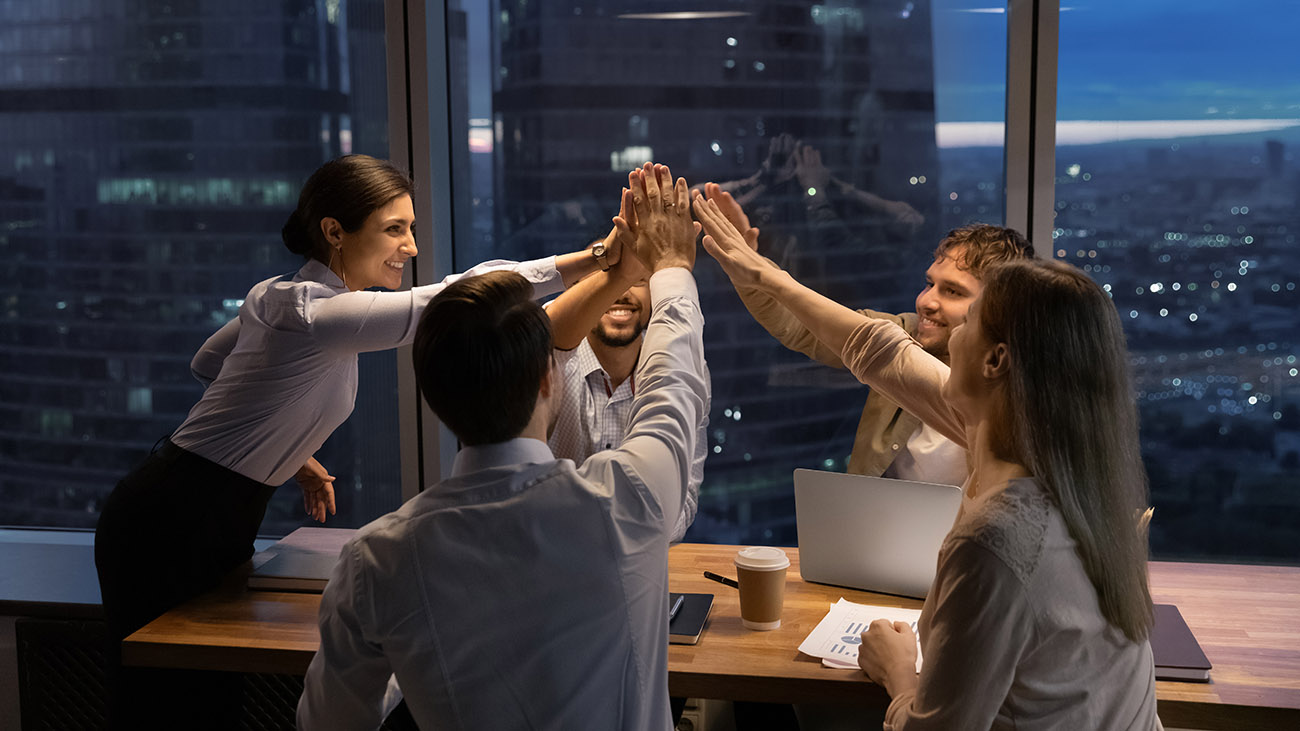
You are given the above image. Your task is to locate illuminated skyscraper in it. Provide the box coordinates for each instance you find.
[484,0,941,542]
[0,0,395,531]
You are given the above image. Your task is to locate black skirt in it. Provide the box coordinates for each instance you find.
[94,438,277,642]
[94,439,278,729]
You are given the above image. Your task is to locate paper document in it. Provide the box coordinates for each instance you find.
[798,598,924,672]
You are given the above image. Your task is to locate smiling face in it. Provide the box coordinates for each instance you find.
[913,247,982,359]
[591,279,651,348]
[332,194,417,291]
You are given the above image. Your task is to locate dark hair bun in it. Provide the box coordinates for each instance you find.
[281,209,313,256]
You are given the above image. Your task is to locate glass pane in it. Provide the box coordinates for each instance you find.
[1056,1,1300,561]
[0,0,397,535]
[450,0,1007,544]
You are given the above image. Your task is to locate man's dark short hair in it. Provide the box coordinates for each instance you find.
[413,271,552,446]
[933,223,1035,280]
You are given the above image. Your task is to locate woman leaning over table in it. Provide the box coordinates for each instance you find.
[694,189,1161,731]
[94,154,622,729]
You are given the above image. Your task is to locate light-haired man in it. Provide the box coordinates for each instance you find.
[710,183,1032,485]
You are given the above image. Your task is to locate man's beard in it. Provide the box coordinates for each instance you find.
[592,320,644,348]
[920,337,949,359]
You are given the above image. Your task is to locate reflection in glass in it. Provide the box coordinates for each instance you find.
[451,0,1007,544]
[0,1,397,534]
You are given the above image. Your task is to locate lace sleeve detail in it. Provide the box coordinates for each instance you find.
[946,480,1053,586]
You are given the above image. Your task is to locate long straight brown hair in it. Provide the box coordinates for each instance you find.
[980,259,1154,643]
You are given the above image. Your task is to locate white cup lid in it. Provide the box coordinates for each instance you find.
[734,546,790,571]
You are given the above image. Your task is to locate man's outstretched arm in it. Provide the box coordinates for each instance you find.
[696,192,965,447]
[579,163,706,528]
[547,188,651,350]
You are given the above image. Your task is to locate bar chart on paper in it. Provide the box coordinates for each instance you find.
[798,598,923,670]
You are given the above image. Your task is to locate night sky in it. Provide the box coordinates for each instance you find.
[934,0,1300,122]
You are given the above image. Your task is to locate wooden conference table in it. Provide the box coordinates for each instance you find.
[124,543,1300,730]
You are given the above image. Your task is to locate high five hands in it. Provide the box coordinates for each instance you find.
[622,162,700,272]
[613,161,788,293]
[694,184,785,293]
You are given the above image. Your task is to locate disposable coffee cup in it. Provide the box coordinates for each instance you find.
[734,546,790,630]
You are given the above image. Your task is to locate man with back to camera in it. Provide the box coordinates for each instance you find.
[705,183,1032,486]
[297,163,706,730]
[544,191,709,543]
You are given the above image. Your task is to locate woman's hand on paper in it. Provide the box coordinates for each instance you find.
[858,619,919,698]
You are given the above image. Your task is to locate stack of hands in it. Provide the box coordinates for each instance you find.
[290,159,914,693]
[591,161,788,295]
[604,162,920,697]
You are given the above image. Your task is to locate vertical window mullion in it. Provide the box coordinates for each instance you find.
[393,0,459,500]
[1005,0,1059,252]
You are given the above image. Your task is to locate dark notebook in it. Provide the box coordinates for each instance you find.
[1151,603,1212,682]
[668,592,714,645]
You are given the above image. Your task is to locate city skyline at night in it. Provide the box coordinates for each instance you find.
[1,0,1295,561]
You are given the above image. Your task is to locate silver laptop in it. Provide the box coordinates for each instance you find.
[794,469,963,599]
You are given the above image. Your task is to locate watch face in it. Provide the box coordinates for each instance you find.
[592,243,607,257]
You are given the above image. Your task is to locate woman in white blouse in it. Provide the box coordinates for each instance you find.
[696,192,1161,731]
[94,155,619,729]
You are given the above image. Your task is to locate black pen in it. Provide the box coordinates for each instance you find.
[703,570,739,589]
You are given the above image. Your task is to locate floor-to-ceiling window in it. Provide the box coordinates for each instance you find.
[7,0,1294,563]
[447,0,1008,545]
[0,0,399,534]
[1054,0,1300,562]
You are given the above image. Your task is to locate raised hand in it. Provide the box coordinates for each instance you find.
[607,216,649,284]
[611,186,640,263]
[628,162,699,272]
[703,182,760,251]
[760,133,799,185]
[694,191,786,292]
[793,143,831,194]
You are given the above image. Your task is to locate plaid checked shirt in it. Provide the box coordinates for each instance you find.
[548,337,707,542]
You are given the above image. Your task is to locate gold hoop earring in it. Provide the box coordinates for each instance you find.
[328,244,348,289]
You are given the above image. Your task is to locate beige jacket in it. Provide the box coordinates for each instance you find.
[734,284,921,475]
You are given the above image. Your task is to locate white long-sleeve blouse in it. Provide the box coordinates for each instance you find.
[172,257,562,485]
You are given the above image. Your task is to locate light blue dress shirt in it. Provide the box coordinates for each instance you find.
[298,267,708,730]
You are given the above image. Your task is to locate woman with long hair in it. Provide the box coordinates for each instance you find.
[694,190,1160,730]
[94,154,624,728]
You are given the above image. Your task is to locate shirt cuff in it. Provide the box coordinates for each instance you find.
[648,267,698,308]
[524,255,563,299]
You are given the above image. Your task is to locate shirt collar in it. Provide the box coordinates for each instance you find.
[451,438,555,476]
[297,259,347,291]
[572,338,607,380]
[576,337,636,398]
